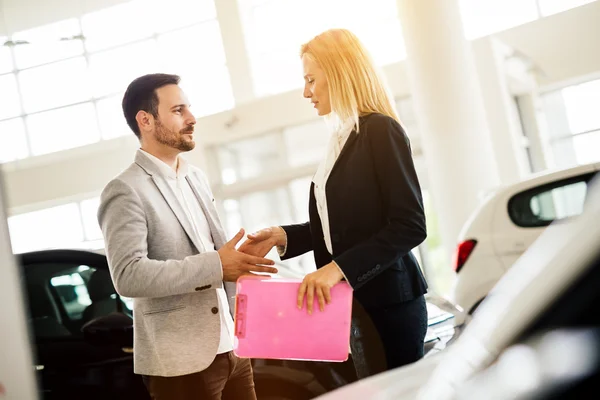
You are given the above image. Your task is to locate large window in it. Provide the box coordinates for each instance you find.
[8,197,104,254]
[238,0,405,97]
[0,0,233,164]
[459,0,597,39]
[541,78,600,168]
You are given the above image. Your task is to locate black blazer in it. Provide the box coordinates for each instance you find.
[281,113,428,309]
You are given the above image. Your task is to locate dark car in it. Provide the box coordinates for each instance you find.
[18,249,463,399]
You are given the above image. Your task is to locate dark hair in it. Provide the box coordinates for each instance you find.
[122,73,181,138]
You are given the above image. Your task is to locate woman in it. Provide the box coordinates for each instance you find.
[240,28,428,379]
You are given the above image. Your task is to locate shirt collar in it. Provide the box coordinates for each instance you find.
[138,149,188,180]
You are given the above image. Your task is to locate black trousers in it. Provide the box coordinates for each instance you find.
[350,295,428,379]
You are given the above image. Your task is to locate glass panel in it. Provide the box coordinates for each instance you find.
[283,120,330,167]
[96,94,130,139]
[148,0,217,33]
[89,40,160,98]
[459,0,539,39]
[26,103,100,156]
[562,79,600,134]
[179,65,235,117]
[250,49,303,96]
[50,270,93,320]
[80,197,103,241]
[572,130,600,165]
[0,74,22,119]
[216,132,284,183]
[158,22,234,116]
[0,37,13,74]
[82,0,155,52]
[19,57,91,113]
[241,0,403,96]
[0,118,29,163]
[8,203,84,253]
[352,18,406,66]
[12,18,84,69]
[508,177,592,227]
[538,0,596,16]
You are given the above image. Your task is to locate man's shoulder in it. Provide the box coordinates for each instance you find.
[101,163,147,195]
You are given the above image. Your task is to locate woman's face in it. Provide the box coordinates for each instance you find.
[302,54,331,116]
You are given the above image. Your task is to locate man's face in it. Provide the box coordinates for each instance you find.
[152,84,196,152]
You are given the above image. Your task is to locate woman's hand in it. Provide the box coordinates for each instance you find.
[238,226,286,257]
[298,262,344,314]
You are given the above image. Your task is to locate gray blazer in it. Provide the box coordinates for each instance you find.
[97,151,236,377]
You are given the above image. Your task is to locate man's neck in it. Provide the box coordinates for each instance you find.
[140,146,179,172]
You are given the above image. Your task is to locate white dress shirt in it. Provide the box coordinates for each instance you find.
[139,149,234,354]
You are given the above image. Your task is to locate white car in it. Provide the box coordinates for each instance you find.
[314,173,600,400]
[451,161,600,314]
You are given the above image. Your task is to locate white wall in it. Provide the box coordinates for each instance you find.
[3,1,600,214]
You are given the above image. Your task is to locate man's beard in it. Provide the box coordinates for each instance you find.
[154,119,195,152]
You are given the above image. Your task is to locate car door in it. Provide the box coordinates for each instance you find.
[492,170,597,271]
[19,249,147,400]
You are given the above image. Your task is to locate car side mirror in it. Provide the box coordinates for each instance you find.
[81,312,133,349]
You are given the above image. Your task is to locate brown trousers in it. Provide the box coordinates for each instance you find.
[142,352,256,400]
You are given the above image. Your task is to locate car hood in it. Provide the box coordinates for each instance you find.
[315,353,445,399]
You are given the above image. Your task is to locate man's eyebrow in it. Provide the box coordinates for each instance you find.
[170,104,188,110]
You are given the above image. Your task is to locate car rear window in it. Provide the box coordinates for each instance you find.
[508,173,596,228]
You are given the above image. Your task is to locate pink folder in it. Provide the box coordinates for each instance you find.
[233,276,353,362]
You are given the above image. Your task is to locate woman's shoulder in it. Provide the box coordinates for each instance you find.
[359,112,404,135]
[360,112,401,130]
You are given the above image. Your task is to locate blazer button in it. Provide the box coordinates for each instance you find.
[211,307,219,314]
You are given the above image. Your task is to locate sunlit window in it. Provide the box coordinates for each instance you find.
[538,0,596,16]
[0,37,14,74]
[12,18,84,69]
[18,57,91,113]
[0,74,22,120]
[26,103,100,156]
[96,94,129,140]
[562,79,600,134]
[157,21,234,116]
[82,0,156,52]
[459,0,539,39]
[88,40,160,98]
[238,0,404,97]
[8,203,85,254]
[80,197,103,241]
[147,0,217,33]
[0,118,29,163]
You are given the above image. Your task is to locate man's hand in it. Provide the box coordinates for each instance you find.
[297,262,344,314]
[218,229,278,281]
[238,226,287,257]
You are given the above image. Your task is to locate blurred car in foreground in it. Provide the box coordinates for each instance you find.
[451,162,599,314]
[17,249,463,399]
[315,175,600,399]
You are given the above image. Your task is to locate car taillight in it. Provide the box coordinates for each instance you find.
[452,239,477,273]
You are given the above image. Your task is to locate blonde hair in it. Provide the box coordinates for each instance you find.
[300,28,400,131]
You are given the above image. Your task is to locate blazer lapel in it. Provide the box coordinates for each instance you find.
[329,129,358,178]
[152,175,206,253]
[135,151,205,253]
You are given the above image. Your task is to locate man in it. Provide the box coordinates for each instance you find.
[97,73,277,400]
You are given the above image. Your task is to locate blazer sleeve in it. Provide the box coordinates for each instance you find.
[334,117,427,289]
[279,222,313,260]
[97,178,223,298]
